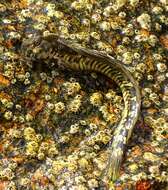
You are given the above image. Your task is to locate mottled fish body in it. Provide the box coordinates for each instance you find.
[22,34,141,181]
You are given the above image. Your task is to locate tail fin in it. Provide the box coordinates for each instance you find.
[102,147,123,182]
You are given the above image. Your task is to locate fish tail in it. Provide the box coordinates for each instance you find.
[103,147,124,182]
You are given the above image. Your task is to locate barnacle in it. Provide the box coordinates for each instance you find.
[137,13,151,30]
[122,52,133,65]
[88,178,99,188]
[46,102,54,110]
[2,168,14,180]
[99,21,111,31]
[68,98,82,113]
[74,175,86,184]
[37,152,45,160]
[59,135,70,143]
[156,63,167,73]
[89,123,98,131]
[104,113,118,124]
[4,111,13,120]
[54,102,65,114]
[19,178,30,187]
[157,74,166,83]
[148,34,158,46]
[25,113,33,121]
[80,119,87,126]
[136,63,147,73]
[26,141,39,152]
[90,32,100,40]
[105,89,116,100]
[48,147,59,157]
[52,160,66,174]
[123,25,134,36]
[102,135,111,144]
[63,81,81,95]
[10,129,22,138]
[90,92,103,107]
[84,129,91,136]
[70,124,80,134]
[87,138,96,146]
[91,13,102,23]
[78,158,89,169]
[129,0,139,7]
[24,127,36,141]
[39,142,49,152]
[133,52,141,60]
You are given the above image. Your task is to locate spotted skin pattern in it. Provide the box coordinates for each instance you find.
[21,34,141,181]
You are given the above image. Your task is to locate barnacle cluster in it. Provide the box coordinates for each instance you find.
[90,90,123,124]
[0,0,168,189]
[0,58,123,189]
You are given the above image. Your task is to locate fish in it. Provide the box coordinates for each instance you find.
[21,33,141,181]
